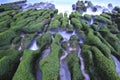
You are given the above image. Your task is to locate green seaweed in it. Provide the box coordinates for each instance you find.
[48,19,60,31]
[39,33,62,80]
[91,46,120,80]
[69,12,82,19]
[67,24,74,32]
[85,29,111,58]
[12,49,40,80]
[0,49,22,80]
[81,45,98,80]
[22,33,36,49]
[67,52,84,80]
[0,29,16,47]
[37,32,52,49]
[84,14,91,20]
[94,15,112,24]
[60,16,69,29]
[71,18,83,31]
[100,31,120,53]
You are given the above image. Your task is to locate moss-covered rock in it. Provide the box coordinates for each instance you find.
[0,49,22,80]
[67,52,84,80]
[85,29,111,58]
[0,10,14,20]
[69,35,79,48]
[60,15,69,30]
[54,13,63,20]
[12,49,40,80]
[71,18,83,31]
[69,12,82,19]
[81,20,90,31]
[70,35,79,41]
[61,41,69,50]
[48,19,60,31]
[0,3,22,12]
[84,14,91,21]
[0,45,11,50]
[39,33,62,80]
[91,22,99,31]
[0,29,16,47]
[29,9,44,17]
[81,45,98,80]
[12,10,52,33]
[69,35,80,54]
[107,24,120,34]
[21,22,45,33]
[117,34,120,40]
[12,36,21,44]
[100,13,111,19]
[77,30,86,40]
[37,32,52,49]
[99,25,110,31]
[91,46,120,80]
[20,33,36,49]
[94,15,112,24]
[100,31,120,53]
[66,24,74,32]
[0,20,10,32]
[95,32,120,61]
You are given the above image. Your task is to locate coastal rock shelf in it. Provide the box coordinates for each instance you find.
[0,0,120,80]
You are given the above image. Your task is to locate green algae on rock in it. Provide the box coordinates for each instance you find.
[22,33,36,49]
[60,14,69,30]
[84,14,91,21]
[0,30,16,48]
[48,19,60,31]
[81,45,98,80]
[39,33,62,80]
[100,31,120,53]
[71,18,83,31]
[67,52,84,80]
[37,32,52,50]
[69,12,82,20]
[12,49,40,80]
[0,1,120,80]
[84,29,111,58]
[91,46,120,80]
[61,41,69,50]
[0,49,22,80]
[94,15,112,24]
[67,24,74,32]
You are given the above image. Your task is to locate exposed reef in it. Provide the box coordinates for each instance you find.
[0,0,120,80]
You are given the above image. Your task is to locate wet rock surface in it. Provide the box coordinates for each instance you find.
[0,0,120,80]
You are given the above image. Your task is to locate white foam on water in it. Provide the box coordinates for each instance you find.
[29,38,39,50]
[79,39,84,44]
[111,55,120,76]
[58,30,75,40]
[18,46,22,50]
[91,18,94,24]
